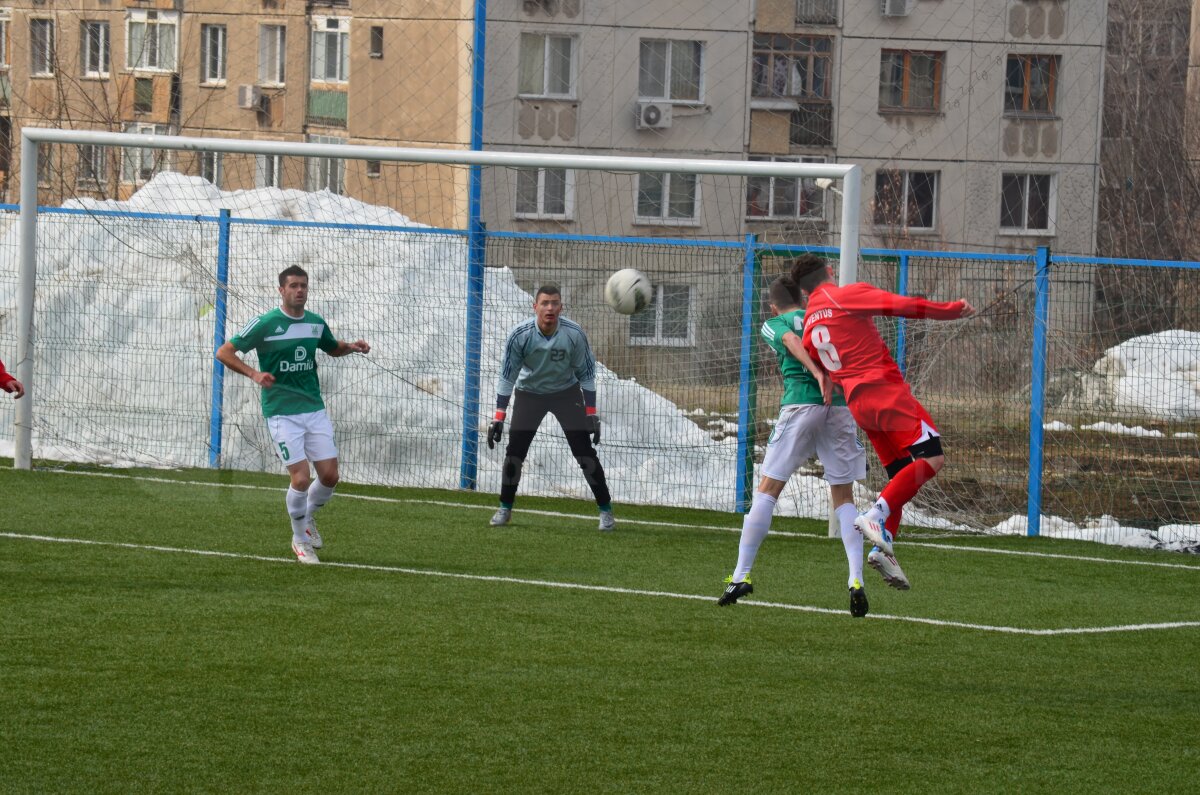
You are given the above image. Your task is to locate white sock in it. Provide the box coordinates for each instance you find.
[286,487,308,542]
[306,480,336,524]
[836,502,864,586]
[732,492,777,582]
[866,497,891,526]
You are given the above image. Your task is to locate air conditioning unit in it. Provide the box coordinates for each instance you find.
[880,0,915,17]
[237,84,263,111]
[635,102,673,130]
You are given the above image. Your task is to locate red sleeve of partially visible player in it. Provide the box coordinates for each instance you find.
[0,359,14,389]
[835,282,968,320]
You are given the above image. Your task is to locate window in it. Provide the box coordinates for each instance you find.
[200,152,222,187]
[306,134,344,194]
[200,25,226,84]
[796,0,838,25]
[256,153,283,188]
[518,33,575,98]
[36,143,53,185]
[879,50,943,112]
[1005,54,1058,115]
[370,26,383,58]
[127,11,178,71]
[873,170,938,230]
[515,167,573,219]
[0,11,9,68]
[133,77,154,113]
[752,35,831,99]
[31,19,55,76]
[1000,173,1053,233]
[636,172,699,223]
[746,156,825,221]
[366,159,381,177]
[311,17,349,83]
[259,25,287,85]
[121,123,172,184]
[630,285,694,347]
[77,144,108,185]
[81,21,110,78]
[639,39,702,102]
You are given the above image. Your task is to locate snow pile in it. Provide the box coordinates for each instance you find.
[1064,330,1200,420]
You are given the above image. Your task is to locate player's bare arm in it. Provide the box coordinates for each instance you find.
[215,341,276,387]
[781,330,832,405]
[330,339,371,357]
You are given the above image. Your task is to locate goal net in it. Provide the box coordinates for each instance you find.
[3,128,862,520]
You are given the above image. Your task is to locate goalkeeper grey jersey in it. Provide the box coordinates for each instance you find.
[497,317,596,397]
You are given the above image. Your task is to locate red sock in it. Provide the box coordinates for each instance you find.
[879,459,937,525]
[884,507,902,537]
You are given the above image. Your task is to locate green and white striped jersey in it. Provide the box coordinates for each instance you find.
[230,308,338,418]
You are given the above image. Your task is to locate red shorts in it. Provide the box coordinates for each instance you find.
[846,381,939,467]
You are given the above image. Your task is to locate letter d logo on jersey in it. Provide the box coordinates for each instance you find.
[294,346,307,363]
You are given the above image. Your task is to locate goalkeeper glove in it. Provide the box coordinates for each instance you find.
[487,418,504,450]
[589,414,601,445]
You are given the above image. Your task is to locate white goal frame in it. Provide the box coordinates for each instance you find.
[13,127,862,471]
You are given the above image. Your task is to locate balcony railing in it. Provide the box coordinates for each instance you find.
[796,0,838,25]
[307,88,348,127]
[790,102,834,147]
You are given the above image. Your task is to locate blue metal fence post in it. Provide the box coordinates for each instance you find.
[1026,246,1051,537]
[736,235,758,513]
[895,253,910,374]
[459,0,489,490]
[208,209,231,468]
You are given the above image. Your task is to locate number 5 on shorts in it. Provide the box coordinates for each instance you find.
[278,441,290,460]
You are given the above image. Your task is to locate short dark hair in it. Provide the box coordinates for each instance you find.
[534,283,561,301]
[278,265,308,286]
[789,254,831,293]
[768,275,801,309]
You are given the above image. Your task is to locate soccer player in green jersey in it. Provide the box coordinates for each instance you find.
[487,283,614,530]
[717,271,871,617]
[216,266,370,564]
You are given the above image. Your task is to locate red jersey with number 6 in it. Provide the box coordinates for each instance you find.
[801,282,969,399]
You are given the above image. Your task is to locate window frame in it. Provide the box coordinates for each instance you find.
[999,172,1055,234]
[638,38,704,104]
[752,34,832,101]
[629,284,696,348]
[30,18,55,77]
[121,122,173,185]
[1004,54,1059,116]
[258,24,287,86]
[126,10,179,73]
[81,20,110,78]
[872,169,939,232]
[517,32,576,99]
[199,151,223,187]
[745,155,827,222]
[310,16,350,84]
[634,172,701,226]
[305,134,345,195]
[76,144,108,186]
[369,26,383,59]
[0,10,9,69]
[514,167,574,220]
[255,153,283,189]
[200,24,227,85]
[878,49,944,113]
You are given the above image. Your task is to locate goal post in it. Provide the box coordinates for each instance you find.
[12,127,861,522]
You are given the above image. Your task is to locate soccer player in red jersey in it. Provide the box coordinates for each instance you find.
[794,254,975,589]
[0,358,24,399]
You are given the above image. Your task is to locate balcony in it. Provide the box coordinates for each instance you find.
[0,73,9,109]
[790,102,833,147]
[307,88,348,127]
[796,0,838,25]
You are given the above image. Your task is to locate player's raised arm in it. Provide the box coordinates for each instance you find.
[329,339,370,357]
[216,341,275,387]
[0,358,23,399]
[838,282,973,321]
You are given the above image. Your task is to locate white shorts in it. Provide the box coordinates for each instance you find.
[265,409,338,467]
[760,404,867,485]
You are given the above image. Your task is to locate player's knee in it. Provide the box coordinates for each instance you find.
[291,474,312,491]
[923,454,945,473]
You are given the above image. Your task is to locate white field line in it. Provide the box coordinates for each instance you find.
[46,469,1200,573]
[5,530,1199,637]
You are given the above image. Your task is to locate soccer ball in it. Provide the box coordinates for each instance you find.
[604,269,653,315]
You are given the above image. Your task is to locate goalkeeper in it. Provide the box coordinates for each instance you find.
[717,272,870,616]
[487,284,614,531]
[216,266,369,565]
